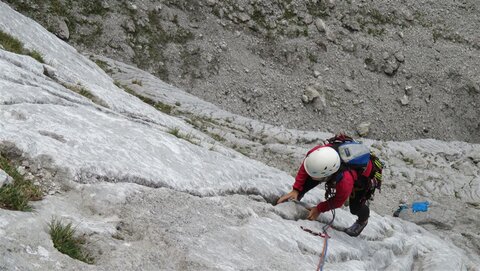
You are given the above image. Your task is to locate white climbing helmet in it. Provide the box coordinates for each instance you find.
[304,147,341,179]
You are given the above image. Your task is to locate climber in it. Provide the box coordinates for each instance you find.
[277,134,383,237]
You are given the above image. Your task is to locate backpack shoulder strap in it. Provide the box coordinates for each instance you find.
[326,134,355,145]
[332,167,358,184]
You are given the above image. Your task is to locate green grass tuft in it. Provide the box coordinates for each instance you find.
[94,59,110,72]
[168,127,181,138]
[0,185,31,211]
[0,155,42,211]
[0,30,23,53]
[60,82,110,108]
[168,127,197,145]
[116,82,174,114]
[132,79,143,86]
[0,30,45,63]
[28,50,45,63]
[154,102,173,114]
[49,218,94,264]
[61,83,95,101]
[232,144,251,157]
[209,132,226,142]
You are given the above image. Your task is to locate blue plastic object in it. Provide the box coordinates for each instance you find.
[411,201,430,213]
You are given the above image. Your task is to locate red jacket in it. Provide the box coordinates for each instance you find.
[293,145,372,213]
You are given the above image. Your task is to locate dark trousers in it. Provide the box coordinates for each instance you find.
[297,177,370,222]
[349,176,370,223]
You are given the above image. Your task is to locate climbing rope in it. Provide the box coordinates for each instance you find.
[301,200,336,271]
[300,225,330,271]
[317,236,328,271]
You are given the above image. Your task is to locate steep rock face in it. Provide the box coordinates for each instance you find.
[107,55,480,262]
[4,0,480,143]
[0,3,479,271]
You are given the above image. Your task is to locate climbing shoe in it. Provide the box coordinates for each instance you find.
[345,220,368,237]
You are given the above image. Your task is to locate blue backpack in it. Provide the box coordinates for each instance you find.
[337,141,371,168]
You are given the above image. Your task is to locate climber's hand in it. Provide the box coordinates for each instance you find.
[276,190,299,204]
[307,207,320,220]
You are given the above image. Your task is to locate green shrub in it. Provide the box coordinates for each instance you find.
[251,8,267,28]
[283,8,296,20]
[368,9,395,25]
[306,0,328,18]
[170,27,194,44]
[49,0,69,17]
[80,1,108,16]
[49,218,94,264]
[367,27,385,37]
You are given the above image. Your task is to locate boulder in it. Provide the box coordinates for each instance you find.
[357,122,371,137]
[302,86,320,103]
[236,13,251,23]
[341,39,356,52]
[465,80,480,94]
[43,65,57,80]
[122,19,136,33]
[0,169,13,187]
[395,51,405,62]
[50,17,69,40]
[383,57,400,75]
[405,85,413,96]
[344,79,354,92]
[326,0,336,8]
[314,18,327,33]
[206,0,217,6]
[303,14,313,25]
